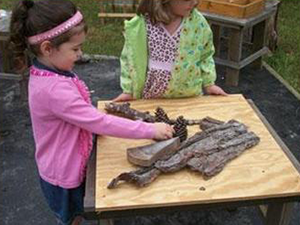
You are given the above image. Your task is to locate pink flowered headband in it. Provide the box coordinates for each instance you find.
[27,11,83,45]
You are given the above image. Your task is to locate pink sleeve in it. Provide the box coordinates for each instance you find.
[48,80,155,139]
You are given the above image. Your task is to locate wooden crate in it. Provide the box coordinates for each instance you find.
[198,0,266,18]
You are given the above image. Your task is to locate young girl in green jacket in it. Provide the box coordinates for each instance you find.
[114,0,227,102]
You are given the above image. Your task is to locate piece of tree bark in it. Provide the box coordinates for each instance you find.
[107,119,260,189]
[107,166,161,189]
[105,102,203,125]
[187,131,260,178]
[105,102,156,122]
[127,137,180,167]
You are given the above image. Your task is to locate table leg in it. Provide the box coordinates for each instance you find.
[251,20,268,70]
[226,27,243,86]
[265,202,294,225]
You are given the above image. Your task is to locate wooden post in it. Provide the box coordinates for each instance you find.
[251,19,267,69]
[99,0,106,25]
[0,33,11,73]
[211,24,221,57]
[265,202,295,225]
[225,27,243,86]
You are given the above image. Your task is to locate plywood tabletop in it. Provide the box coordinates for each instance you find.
[95,94,300,212]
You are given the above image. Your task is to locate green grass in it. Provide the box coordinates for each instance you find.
[1,0,125,55]
[264,0,300,93]
[2,0,299,93]
[74,0,124,55]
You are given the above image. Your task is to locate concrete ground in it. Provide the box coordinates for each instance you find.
[1,58,299,225]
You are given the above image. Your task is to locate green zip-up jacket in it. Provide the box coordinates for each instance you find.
[120,9,216,99]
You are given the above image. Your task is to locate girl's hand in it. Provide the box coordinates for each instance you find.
[153,123,174,140]
[113,93,135,102]
[204,85,228,96]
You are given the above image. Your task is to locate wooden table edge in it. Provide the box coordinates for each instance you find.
[84,146,96,215]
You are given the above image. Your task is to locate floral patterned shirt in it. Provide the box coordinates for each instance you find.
[143,17,182,99]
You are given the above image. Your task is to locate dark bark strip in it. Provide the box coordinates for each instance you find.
[105,102,156,122]
[107,166,161,189]
[105,102,204,125]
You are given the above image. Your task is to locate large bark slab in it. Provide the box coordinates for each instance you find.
[187,131,260,178]
[108,119,260,188]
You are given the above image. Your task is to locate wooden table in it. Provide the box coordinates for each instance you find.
[202,0,280,86]
[84,94,300,225]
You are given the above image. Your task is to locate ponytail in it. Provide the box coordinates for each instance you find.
[9,0,35,70]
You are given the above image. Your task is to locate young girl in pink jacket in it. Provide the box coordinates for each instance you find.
[9,1,173,224]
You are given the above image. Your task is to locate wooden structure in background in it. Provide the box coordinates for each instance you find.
[98,0,139,24]
[199,0,266,18]
[205,0,280,86]
[0,16,28,100]
[84,94,300,225]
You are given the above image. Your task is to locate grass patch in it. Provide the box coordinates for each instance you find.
[74,0,124,55]
[1,0,299,92]
[265,0,300,93]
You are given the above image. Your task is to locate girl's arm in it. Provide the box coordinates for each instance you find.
[200,19,227,96]
[119,39,134,99]
[200,23,217,88]
[48,80,172,140]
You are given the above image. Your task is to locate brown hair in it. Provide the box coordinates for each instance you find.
[137,0,173,24]
[9,0,87,69]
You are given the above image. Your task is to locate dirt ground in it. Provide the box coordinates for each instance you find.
[1,58,299,225]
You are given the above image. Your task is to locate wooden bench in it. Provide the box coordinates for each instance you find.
[98,0,139,24]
